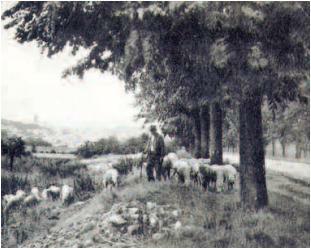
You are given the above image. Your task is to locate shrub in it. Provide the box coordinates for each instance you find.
[113,158,134,175]
[1,173,31,196]
[38,159,86,178]
[73,169,95,200]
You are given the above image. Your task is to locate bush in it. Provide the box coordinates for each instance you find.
[38,159,86,178]
[113,158,134,175]
[73,169,95,200]
[1,173,31,196]
[76,133,149,158]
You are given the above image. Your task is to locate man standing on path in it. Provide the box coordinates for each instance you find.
[145,125,165,181]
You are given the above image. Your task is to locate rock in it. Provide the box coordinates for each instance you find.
[48,210,60,220]
[172,210,180,217]
[82,222,95,233]
[127,224,141,235]
[152,233,165,240]
[149,215,158,228]
[84,239,93,247]
[128,213,139,220]
[179,225,205,237]
[158,207,165,215]
[147,202,157,210]
[109,214,127,227]
[128,207,139,215]
[92,233,105,243]
[174,221,182,230]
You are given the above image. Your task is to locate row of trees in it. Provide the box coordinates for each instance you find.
[76,134,149,158]
[3,2,309,210]
[222,99,310,158]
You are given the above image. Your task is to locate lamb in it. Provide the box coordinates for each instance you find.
[162,153,179,180]
[103,168,120,190]
[2,190,26,213]
[43,186,61,201]
[61,185,74,206]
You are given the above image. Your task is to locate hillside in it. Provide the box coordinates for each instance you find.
[2,154,309,248]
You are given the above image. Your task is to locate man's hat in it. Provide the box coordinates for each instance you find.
[149,125,157,132]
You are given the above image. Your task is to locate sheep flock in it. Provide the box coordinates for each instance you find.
[2,151,237,217]
[162,152,238,192]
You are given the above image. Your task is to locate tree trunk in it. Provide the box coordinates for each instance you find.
[295,143,301,159]
[200,104,210,158]
[239,96,268,210]
[281,141,286,157]
[192,110,201,158]
[9,155,14,171]
[210,102,223,164]
[271,138,275,157]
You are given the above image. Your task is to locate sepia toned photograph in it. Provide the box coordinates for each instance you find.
[1,1,310,248]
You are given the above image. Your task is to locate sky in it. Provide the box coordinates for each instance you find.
[1,6,144,137]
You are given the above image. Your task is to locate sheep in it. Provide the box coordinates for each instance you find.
[41,189,48,200]
[208,165,229,192]
[23,195,40,207]
[198,158,211,165]
[44,186,61,201]
[61,185,74,206]
[171,159,191,185]
[162,153,179,180]
[103,168,120,190]
[176,147,192,159]
[31,187,41,200]
[222,164,238,190]
[186,159,202,186]
[199,164,217,191]
[2,190,26,213]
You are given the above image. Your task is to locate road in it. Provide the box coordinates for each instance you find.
[223,152,310,182]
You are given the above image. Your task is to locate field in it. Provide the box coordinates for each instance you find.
[1,154,310,248]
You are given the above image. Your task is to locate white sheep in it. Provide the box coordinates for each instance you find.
[207,164,238,192]
[103,168,120,190]
[23,195,40,207]
[162,153,179,180]
[42,186,61,201]
[176,147,192,159]
[41,189,48,200]
[31,187,41,200]
[222,164,238,190]
[199,164,217,191]
[209,165,227,192]
[171,159,191,185]
[198,158,211,165]
[186,159,202,186]
[61,185,74,206]
[2,190,26,213]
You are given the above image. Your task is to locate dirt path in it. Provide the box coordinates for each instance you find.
[224,152,310,182]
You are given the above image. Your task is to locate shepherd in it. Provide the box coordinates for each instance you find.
[145,125,165,181]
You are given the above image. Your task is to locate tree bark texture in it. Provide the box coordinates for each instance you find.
[210,102,223,164]
[239,96,268,210]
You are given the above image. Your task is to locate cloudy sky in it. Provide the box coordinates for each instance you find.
[1,8,144,137]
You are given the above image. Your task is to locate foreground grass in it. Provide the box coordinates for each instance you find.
[99,171,310,248]
[2,165,309,248]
